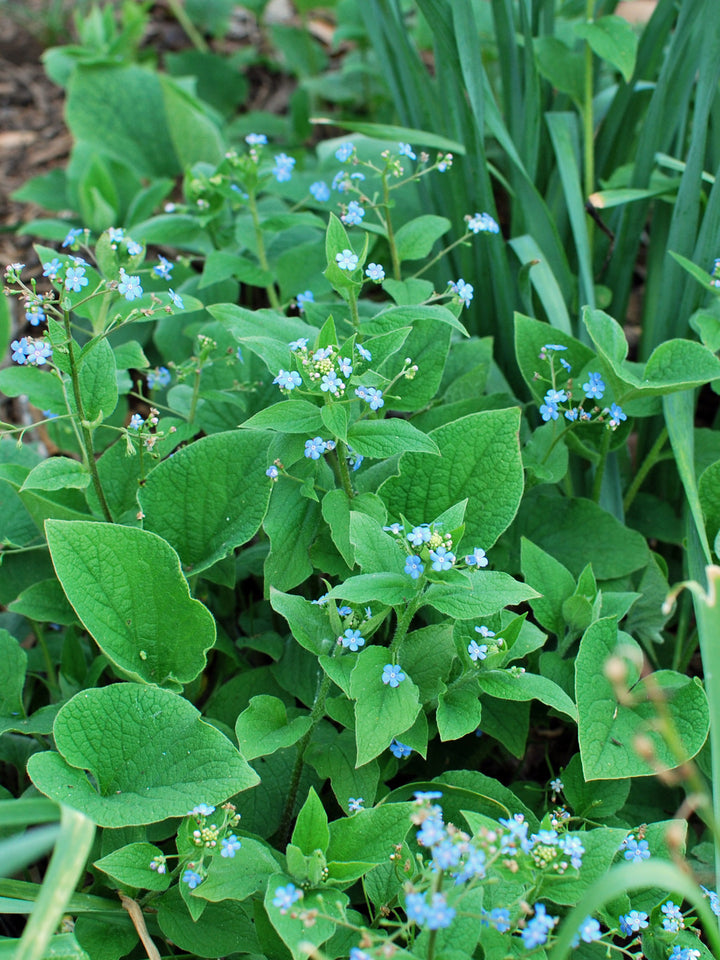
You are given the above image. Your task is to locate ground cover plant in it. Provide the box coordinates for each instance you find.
[2,2,720,960]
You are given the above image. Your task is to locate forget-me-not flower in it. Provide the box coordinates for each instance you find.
[389,739,412,758]
[304,437,327,460]
[336,249,359,271]
[365,263,385,282]
[272,883,303,912]
[382,664,406,687]
[310,180,330,202]
[221,835,241,858]
[273,369,301,390]
[340,629,365,651]
[65,266,88,292]
[272,153,295,182]
[342,201,365,226]
[583,372,605,400]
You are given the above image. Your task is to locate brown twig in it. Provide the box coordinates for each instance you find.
[119,893,161,960]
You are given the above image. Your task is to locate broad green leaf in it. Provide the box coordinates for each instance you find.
[437,677,482,741]
[347,419,440,459]
[242,400,323,434]
[264,474,321,591]
[27,684,259,827]
[140,429,272,574]
[398,624,455,703]
[94,842,170,891]
[520,538,576,637]
[576,619,710,779]
[699,460,720,549]
[235,696,312,761]
[0,933,91,959]
[8,578,76,627]
[542,826,628,904]
[349,646,421,765]
[561,754,630,820]
[379,409,523,549]
[423,571,540,619]
[0,366,66,417]
[269,588,335,655]
[21,458,90,493]
[327,573,411,606]
[305,729,380,811]
[159,73,225,169]
[394,215,451,262]
[519,493,649,579]
[477,670,577,722]
[514,313,594,400]
[193,836,280,903]
[327,802,414,862]
[534,36,584,103]
[76,338,118,422]
[348,512,406,575]
[158,886,259,957]
[292,786,329,856]
[575,15,638,83]
[321,403,348,442]
[46,519,215,688]
[0,630,26,718]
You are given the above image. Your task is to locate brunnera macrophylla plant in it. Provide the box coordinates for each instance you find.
[2,136,720,960]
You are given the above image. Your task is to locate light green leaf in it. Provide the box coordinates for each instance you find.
[94,842,170,891]
[534,36,584,102]
[76,338,118,422]
[235,696,312,761]
[349,646,421,765]
[305,729,380,812]
[264,475,321,591]
[326,802,414,862]
[139,430,272,574]
[265,876,345,960]
[46,519,215,688]
[379,409,523,549]
[21,458,90,493]
[0,630,26,718]
[520,538,576,636]
[576,619,710,779]
[327,573,411,606]
[347,419,440,459]
[575,15,638,83]
[269,588,335,656]
[242,400,324,434]
[292,786,329,856]
[423,571,540,619]
[193,836,279,903]
[158,886,259,957]
[394,215,451,262]
[437,677,482,741]
[477,670,577,721]
[28,684,258,827]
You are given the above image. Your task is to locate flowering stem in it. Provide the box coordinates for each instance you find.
[335,441,355,499]
[277,669,334,845]
[622,427,669,513]
[390,594,423,657]
[382,174,402,282]
[348,288,361,329]
[590,427,612,503]
[62,311,113,522]
[32,621,59,699]
[188,367,202,424]
[247,191,281,310]
[411,233,470,280]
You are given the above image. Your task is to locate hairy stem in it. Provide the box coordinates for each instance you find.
[247,191,281,309]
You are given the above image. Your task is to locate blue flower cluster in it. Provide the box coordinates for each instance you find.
[382,520,488,583]
[11,337,52,366]
[537,346,627,429]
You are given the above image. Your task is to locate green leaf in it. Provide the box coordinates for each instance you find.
[379,409,523,549]
[394,215,452,262]
[534,36,584,103]
[242,400,324,434]
[235,696,313,761]
[8,579,77,626]
[76,337,118,422]
[347,419,440,459]
[520,538,576,636]
[193,836,280,903]
[265,877,345,960]
[46,519,215,688]
[269,588,335,656]
[327,573,411,606]
[27,683,259,827]
[292,786,329,856]
[94,842,170,891]
[561,753,630,820]
[575,15,638,83]
[437,677,482,741]
[326,802,414,863]
[139,430,272,574]
[158,886,259,958]
[318,119,465,155]
[264,475,321,591]
[159,73,225,169]
[477,670,577,722]
[349,646,421,765]
[423,571,540,619]
[305,729,380,812]
[21,458,91,493]
[0,630,26,718]
[576,619,710,779]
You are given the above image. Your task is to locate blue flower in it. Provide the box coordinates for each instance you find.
[669,947,701,960]
[272,883,303,913]
[273,369,302,390]
[342,200,365,226]
[413,790,443,800]
[349,949,370,960]
[558,834,584,868]
[129,414,144,430]
[437,153,453,172]
[24,340,52,365]
[126,240,143,257]
[404,555,424,579]
[108,227,124,244]
[153,256,173,280]
[42,258,62,279]
[364,387,384,410]
[383,523,402,534]
[338,356,353,377]
[266,465,279,479]
[188,803,215,816]
[11,338,29,364]
[272,153,295,182]
[452,845,486,883]
[465,547,488,567]
[544,388,567,404]
[540,401,559,421]
[475,625,495,639]
[335,249,359,271]
[118,269,143,301]
[550,777,564,793]
[341,629,365,651]
[398,142,416,159]
[321,370,343,394]
[467,640,488,661]
[335,142,354,162]
[618,910,648,936]
[348,798,364,812]
[26,304,45,326]
[64,266,88,292]
[296,290,314,312]
[168,289,184,309]
[466,212,500,234]
[571,917,602,947]
[424,893,455,930]
[147,366,171,389]
[701,885,720,916]
[365,263,385,282]
[382,663,406,687]
[389,739,412,758]
[429,546,455,571]
[621,835,650,862]
[560,357,572,372]
[405,892,427,925]
[543,343,567,351]
[565,407,579,421]
[62,227,82,248]
[521,904,557,949]
[245,133,267,145]
[607,402,626,428]
[356,344,372,361]
[289,338,309,352]
[482,907,510,932]
[310,180,330,202]
[583,371,606,400]
[661,901,684,932]
[182,869,203,889]
[347,448,363,471]
[338,605,352,615]
[304,437,327,459]
[221,834,241,858]
[407,525,431,546]
[449,279,473,307]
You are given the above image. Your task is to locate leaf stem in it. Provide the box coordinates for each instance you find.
[622,427,668,512]
[382,173,402,282]
[591,426,611,503]
[390,593,422,657]
[247,191,281,309]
